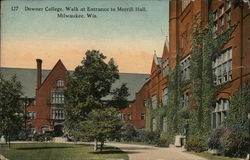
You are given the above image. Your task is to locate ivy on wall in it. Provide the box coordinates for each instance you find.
[189,13,234,139]
[145,12,235,142]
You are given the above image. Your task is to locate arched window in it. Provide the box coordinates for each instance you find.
[211,99,229,129]
[56,79,64,87]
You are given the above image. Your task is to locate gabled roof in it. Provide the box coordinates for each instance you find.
[161,39,170,61]
[153,53,162,67]
[0,67,149,101]
[39,59,67,89]
[150,53,162,74]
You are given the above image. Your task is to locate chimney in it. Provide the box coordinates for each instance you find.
[36,59,42,89]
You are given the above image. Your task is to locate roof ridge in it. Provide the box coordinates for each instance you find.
[0,67,150,75]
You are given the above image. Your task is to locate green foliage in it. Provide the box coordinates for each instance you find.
[79,107,123,151]
[142,130,160,145]
[64,50,120,137]
[186,136,207,152]
[158,137,169,147]
[0,143,129,160]
[33,132,53,142]
[226,84,250,128]
[208,126,227,151]
[220,126,249,158]
[121,123,137,141]
[0,73,25,146]
[188,13,234,137]
[208,125,249,158]
[108,83,130,109]
[146,12,235,148]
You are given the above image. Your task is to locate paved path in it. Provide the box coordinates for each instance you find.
[106,143,207,160]
[2,141,207,160]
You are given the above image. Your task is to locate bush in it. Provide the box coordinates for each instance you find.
[208,125,249,158]
[208,126,227,151]
[220,126,249,158]
[121,124,137,141]
[157,137,169,147]
[186,137,207,152]
[142,130,160,145]
[33,133,53,142]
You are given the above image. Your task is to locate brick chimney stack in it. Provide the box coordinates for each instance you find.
[36,59,42,89]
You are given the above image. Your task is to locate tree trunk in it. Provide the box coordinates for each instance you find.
[100,141,104,152]
[94,139,98,151]
[8,134,11,149]
[5,135,7,145]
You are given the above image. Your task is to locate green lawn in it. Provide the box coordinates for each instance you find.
[0,143,128,160]
[189,151,244,160]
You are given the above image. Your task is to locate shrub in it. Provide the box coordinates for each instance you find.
[220,126,249,158]
[157,137,169,147]
[208,126,227,151]
[121,124,137,141]
[186,137,207,152]
[144,130,160,145]
[33,133,53,142]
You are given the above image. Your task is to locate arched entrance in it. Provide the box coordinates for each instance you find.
[54,124,64,137]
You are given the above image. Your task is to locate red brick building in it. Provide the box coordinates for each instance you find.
[120,0,250,132]
[26,59,67,135]
[0,59,149,135]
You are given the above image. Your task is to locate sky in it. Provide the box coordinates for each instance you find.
[1,0,169,74]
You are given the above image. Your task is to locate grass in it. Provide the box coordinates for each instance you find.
[0,143,129,160]
[189,151,244,160]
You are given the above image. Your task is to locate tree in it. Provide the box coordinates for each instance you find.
[108,83,130,109]
[0,73,25,148]
[79,107,123,152]
[64,50,121,141]
[226,83,250,129]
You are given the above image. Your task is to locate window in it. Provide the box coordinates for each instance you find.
[180,56,190,81]
[226,9,231,29]
[151,95,158,110]
[28,112,36,119]
[127,113,131,120]
[220,16,224,31]
[141,113,145,120]
[152,118,157,131]
[182,0,191,11]
[226,0,231,10]
[162,58,170,77]
[213,10,218,21]
[123,113,126,120]
[162,87,168,106]
[51,90,64,105]
[180,93,189,108]
[56,79,64,87]
[143,99,148,107]
[211,99,229,128]
[213,48,232,85]
[219,5,224,17]
[52,109,64,119]
[162,117,167,132]
[213,21,218,38]
[213,11,218,38]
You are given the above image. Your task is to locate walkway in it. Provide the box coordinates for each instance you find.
[106,142,207,160]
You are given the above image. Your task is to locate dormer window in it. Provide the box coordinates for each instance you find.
[56,79,64,87]
[162,58,170,77]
